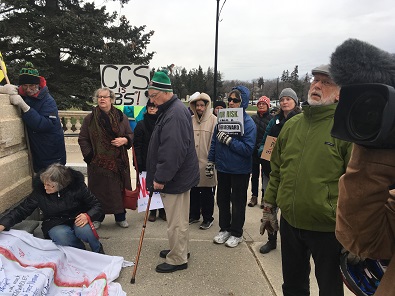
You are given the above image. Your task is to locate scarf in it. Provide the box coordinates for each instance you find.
[89,106,130,178]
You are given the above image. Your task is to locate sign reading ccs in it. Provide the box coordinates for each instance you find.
[100,64,150,106]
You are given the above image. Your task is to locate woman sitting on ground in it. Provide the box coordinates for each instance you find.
[0,163,104,254]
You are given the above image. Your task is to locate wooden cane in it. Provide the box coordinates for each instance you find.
[130,189,154,284]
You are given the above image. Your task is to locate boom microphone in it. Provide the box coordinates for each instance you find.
[329,38,395,87]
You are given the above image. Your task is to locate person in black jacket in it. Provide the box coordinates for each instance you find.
[248,96,273,207]
[133,100,166,222]
[0,163,104,253]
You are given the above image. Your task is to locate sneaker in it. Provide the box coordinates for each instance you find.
[213,231,231,244]
[116,220,129,228]
[225,235,243,248]
[93,221,101,229]
[189,218,200,225]
[199,220,214,230]
[248,195,258,207]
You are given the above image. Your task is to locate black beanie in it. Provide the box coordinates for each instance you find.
[19,62,40,85]
[213,100,226,109]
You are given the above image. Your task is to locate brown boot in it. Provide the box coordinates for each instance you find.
[248,195,258,207]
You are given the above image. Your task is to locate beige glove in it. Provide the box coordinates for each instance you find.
[9,95,30,112]
[0,84,18,95]
[260,202,279,235]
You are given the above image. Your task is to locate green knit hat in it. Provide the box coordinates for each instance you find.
[148,69,173,92]
[19,62,40,85]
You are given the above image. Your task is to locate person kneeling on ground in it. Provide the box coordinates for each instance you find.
[0,163,104,254]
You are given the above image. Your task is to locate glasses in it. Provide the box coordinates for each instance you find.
[312,78,335,87]
[227,97,241,103]
[97,95,111,99]
[44,182,56,188]
[148,92,161,99]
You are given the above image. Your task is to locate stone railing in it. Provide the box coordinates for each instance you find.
[59,110,90,136]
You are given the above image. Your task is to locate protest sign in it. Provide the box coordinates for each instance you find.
[0,52,8,83]
[100,64,150,106]
[260,136,277,161]
[217,108,244,136]
[0,230,130,295]
[137,171,164,213]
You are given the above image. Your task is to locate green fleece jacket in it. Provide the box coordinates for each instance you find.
[264,103,352,232]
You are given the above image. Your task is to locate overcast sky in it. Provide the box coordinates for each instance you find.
[96,0,395,81]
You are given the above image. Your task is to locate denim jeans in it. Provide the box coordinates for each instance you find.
[48,224,101,253]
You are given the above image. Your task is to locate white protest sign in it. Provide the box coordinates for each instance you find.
[100,64,150,106]
[217,108,244,136]
[138,171,164,213]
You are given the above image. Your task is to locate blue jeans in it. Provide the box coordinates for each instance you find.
[48,224,101,253]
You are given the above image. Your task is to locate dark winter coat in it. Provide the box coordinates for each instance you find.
[78,110,133,214]
[146,95,200,194]
[251,111,273,163]
[133,113,157,171]
[0,168,102,238]
[20,84,66,173]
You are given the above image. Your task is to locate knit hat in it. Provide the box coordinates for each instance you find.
[213,100,226,109]
[19,62,40,85]
[279,88,298,105]
[146,100,156,108]
[148,69,173,92]
[257,96,270,108]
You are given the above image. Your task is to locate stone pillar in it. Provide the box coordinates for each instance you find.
[0,94,32,213]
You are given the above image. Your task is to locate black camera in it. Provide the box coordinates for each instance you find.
[331,83,395,148]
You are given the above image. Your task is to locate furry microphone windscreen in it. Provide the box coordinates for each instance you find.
[329,38,395,87]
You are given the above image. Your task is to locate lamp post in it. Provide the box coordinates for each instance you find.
[213,0,220,102]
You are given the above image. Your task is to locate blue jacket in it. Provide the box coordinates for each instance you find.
[21,85,66,172]
[208,86,256,174]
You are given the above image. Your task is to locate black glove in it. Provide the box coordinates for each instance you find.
[217,131,232,145]
[205,161,215,178]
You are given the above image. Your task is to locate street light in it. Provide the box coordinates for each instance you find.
[214,0,226,102]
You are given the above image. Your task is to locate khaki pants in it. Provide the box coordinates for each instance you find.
[161,190,190,265]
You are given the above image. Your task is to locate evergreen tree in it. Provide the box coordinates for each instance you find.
[0,0,154,110]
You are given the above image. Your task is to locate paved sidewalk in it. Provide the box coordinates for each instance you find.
[65,151,353,296]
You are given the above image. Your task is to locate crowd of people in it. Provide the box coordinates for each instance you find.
[0,58,393,295]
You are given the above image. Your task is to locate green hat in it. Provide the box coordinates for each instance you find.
[148,69,173,92]
[19,62,40,85]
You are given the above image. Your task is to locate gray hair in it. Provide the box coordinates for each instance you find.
[40,163,72,191]
[92,87,116,104]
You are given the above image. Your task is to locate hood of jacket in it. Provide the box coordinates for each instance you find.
[189,92,212,122]
[232,85,250,110]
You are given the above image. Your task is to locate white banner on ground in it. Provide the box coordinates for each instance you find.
[0,230,131,296]
[138,171,164,213]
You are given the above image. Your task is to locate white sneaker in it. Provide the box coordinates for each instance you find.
[116,220,129,228]
[93,221,101,229]
[225,236,243,248]
[213,231,231,244]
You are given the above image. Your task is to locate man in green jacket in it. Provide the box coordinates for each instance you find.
[260,64,352,296]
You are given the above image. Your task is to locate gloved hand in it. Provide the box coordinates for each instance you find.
[205,161,215,179]
[260,202,279,235]
[217,131,232,145]
[0,84,18,95]
[9,94,30,112]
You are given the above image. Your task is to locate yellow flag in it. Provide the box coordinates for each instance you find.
[0,52,7,83]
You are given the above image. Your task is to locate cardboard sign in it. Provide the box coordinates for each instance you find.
[217,108,244,136]
[260,136,277,161]
[100,64,150,106]
[137,171,164,213]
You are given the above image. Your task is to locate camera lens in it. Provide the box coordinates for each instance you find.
[348,90,386,140]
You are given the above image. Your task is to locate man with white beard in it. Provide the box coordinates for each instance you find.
[260,65,353,296]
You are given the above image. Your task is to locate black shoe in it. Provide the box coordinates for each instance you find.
[155,262,188,273]
[189,218,200,224]
[199,220,214,230]
[98,243,105,254]
[259,240,276,254]
[160,249,190,259]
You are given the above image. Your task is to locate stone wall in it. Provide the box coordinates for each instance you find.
[0,94,32,213]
